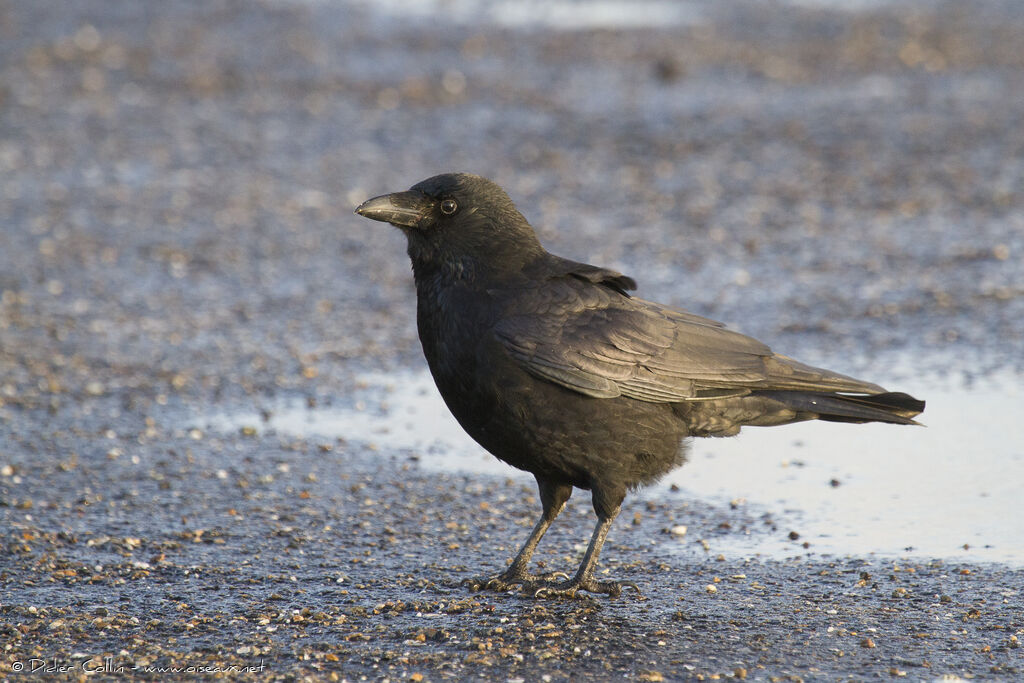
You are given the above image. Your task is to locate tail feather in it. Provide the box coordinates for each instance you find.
[755,390,925,426]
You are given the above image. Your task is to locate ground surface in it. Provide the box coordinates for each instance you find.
[1,0,1022,680]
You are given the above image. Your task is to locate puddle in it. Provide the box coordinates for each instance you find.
[205,372,508,475]
[345,0,909,31]
[347,0,708,30]
[659,373,1024,564]
[204,368,1024,566]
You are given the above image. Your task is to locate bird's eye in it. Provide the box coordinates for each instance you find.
[440,198,458,215]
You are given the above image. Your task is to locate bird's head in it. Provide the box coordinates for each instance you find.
[355,173,544,281]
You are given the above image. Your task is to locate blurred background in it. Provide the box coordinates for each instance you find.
[1,0,1023,674]
[2,0,1021,406]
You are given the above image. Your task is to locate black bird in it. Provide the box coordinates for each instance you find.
[355,173,924,598]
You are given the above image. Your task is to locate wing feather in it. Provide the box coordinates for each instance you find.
[493,270,882,403]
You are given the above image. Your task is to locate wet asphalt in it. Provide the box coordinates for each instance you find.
[1,0,1023,680]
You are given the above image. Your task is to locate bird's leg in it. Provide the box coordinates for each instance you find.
[463,478,571,592]
[535,503,641,599]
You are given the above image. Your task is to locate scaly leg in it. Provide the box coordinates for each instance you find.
[463,478,572,592]
[534,504,641,599]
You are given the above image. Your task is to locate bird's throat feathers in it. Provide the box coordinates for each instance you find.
[405,208,545,290]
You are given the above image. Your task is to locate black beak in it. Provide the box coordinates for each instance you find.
[354,190,435,229]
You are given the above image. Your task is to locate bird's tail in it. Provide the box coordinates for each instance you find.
[754,390,925,426]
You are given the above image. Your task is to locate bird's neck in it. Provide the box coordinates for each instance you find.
[409,246,545,295]
[410,253,478,291]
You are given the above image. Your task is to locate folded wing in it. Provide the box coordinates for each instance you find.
[494,267,885,403]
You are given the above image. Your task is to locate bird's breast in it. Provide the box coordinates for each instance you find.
[415,282,490,382]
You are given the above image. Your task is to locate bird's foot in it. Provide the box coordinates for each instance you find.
[462,569,569,593]
[534,576,642,600]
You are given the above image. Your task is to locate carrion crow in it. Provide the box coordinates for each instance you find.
[355,172,924,598]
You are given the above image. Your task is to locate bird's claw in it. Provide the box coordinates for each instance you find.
[534,577,642,600]
[462,570,569,593]
[530,570,570,584]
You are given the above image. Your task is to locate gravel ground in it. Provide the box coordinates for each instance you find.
[1,0,1022,680]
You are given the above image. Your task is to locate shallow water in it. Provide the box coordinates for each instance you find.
[346,0,910,31]
[349,0,707,29]
[666,374,1024,564]
[203,366,1024,566]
